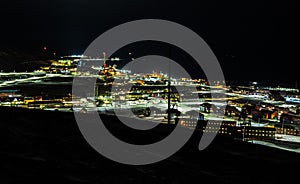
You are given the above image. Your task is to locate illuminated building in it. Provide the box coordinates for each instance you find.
[236,126,276,141]
[275,125,299,136]
[179,119,236,137]
[179,118,276,140]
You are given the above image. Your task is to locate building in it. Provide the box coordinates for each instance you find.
[280,113,300,125]
[178,117,276,140]
[179,118,236,137]
[275,125,299,136]
[236,126,276,141]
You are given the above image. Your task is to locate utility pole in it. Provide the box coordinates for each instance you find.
[282,119,285,134]
[95,84,99,97]
[167,46,171,124]
[242,126,245,141]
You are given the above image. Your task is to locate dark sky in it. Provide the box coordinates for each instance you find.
[0,0,299,82]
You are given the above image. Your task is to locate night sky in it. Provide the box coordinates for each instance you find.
[1,0,299,82]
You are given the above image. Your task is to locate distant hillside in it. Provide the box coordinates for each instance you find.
[0,49,52,72]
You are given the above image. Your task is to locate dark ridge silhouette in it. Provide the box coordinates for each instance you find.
[0,49,51,72]
[0,106,299,184]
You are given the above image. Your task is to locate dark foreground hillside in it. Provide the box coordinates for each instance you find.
[0,107,299,184]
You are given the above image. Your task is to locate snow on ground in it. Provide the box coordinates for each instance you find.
[252,140,300,154]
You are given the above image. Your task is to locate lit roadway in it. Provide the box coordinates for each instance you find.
[0,72,65,87]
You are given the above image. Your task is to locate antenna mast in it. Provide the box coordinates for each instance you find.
[103,52,106,69]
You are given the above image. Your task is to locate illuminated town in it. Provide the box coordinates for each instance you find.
[1,54,300,153]
[2,0,299,183]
